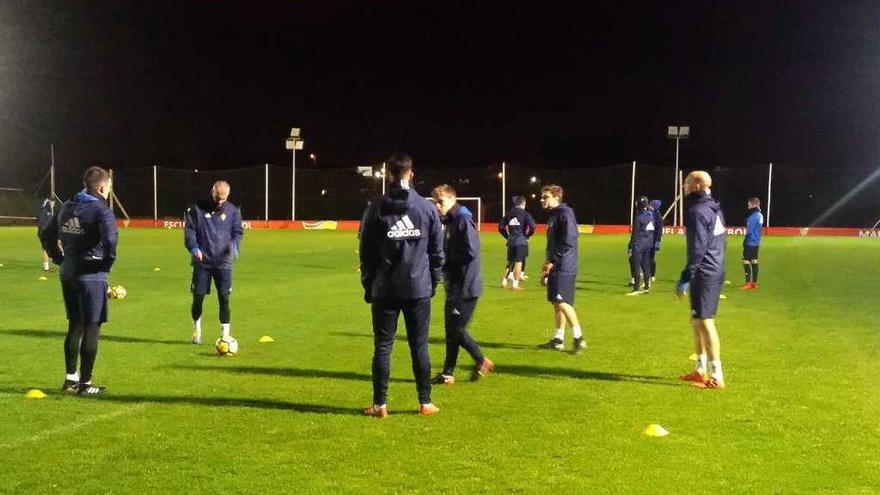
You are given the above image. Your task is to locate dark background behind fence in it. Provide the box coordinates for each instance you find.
[3,163,879,228]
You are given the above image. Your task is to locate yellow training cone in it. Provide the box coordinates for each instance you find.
[0,263,4,267]
[688,353,698,361]
[720,294,728,300]
[724,280,732,285]
[643,424,669,437]
[37,276,48,281]
[259,336,275,343]
[153,267,161,272]
[25,389,47,399]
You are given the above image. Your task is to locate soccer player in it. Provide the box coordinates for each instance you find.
[499,195,536,290]
[676,170,727,389]
[431,184,493,385]
[741,197,763,290]
[537,185,586,352]
[184,180,243,345]
[40,166,118,396]
[626,196,655,296]
[359,152,444,418]
[37,198,55,272]
[649,199,663,281]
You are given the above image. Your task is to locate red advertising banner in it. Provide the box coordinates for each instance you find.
[119,219,879,238]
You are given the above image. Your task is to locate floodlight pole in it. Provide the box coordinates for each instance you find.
[673,137,680,227]
[630,161,636,231]
[285,128,304,222]
[152,165,158,221]
[501,162,506,216]
[50,144,55,199]
[766,162,773,228]
[381,162,386,196]
[264,163,269,221]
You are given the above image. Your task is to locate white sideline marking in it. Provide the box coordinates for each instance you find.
[0,403,146,450]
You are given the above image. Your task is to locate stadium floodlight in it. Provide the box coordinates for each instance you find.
[667,125,691,226]
[530,176,538,184]
[285,128,305,221]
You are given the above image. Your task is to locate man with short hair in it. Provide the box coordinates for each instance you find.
[499,195,536,290]
[676,171,727,389]
[741,197,763,290]
[537,185,586,352]
[184,180,244,345]
[626,196,655,296]
[431,184,493,385]
[40,166,118,396]
[359,152,444,417]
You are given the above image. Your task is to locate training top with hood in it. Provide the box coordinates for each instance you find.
[40,191,118,281]
[744,207,763,247]
[649,199,663,248]
[499,206,536,247]
[628,208,656,252]
[679,192,727,284]
[184,199,244,270]
[442,204,483,299]
[359,185,444,301]
[545,203,579,274]
[36,202,54,235]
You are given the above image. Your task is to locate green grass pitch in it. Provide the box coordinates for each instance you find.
[1,226,878,494]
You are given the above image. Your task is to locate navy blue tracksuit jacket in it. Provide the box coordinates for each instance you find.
[679,192,727,284]
[40,191,118,281]
[628,208,656,252]
[442,204,483,299]
[499,206,536,247]
[184,200,244,270]
[546,204,579,274]
[359,186,445,300]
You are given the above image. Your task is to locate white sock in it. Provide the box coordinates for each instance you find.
[696,354,707,374]
[193,318,202,335]
[512,279,519,288]
[572,325,583,339]
[711,360,724,381]
[42,261,50,270]
[66,372,79,381]
[507,272,515,280]
[221,323,230,337]
[553,328,565,341]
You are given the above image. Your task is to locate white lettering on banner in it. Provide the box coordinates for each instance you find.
[859,230,879,238]
[162,220,252,230]
[725,228,745,236]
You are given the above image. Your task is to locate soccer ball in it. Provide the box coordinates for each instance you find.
[215,336,239,356]
[108,285,127,299]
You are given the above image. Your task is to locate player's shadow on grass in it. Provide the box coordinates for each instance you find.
[0,329,190,346]
[501,364,677,386]
[173,364,415,383]
[94,393,361,416]
[329,331,537,351]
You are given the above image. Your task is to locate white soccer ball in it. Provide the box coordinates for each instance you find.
[215,336,239,356]
[113,285,127,299]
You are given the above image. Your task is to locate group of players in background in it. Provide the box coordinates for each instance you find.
[37,154,763,415]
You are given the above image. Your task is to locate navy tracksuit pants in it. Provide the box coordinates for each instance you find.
[371,298,432,405]
[443,296,484,375]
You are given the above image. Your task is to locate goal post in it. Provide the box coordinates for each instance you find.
[457,196,482,231]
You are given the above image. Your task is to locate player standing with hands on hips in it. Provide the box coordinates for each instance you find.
[40,166,118,396]
[499,195,536,289]
[184,180,243,345]
[676,171,727,389]
[626,196,655,296]
[359,153,444,418]
[538,185,586,352]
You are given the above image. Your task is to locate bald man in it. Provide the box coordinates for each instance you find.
[184,181,244,345]
[676,171,727,389]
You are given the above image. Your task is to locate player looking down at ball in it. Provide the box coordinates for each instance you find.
[184,180,244,346]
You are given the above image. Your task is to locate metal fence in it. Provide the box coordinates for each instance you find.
[4,162,880,228]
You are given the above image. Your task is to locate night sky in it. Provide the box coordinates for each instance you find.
[1,0,878,187]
